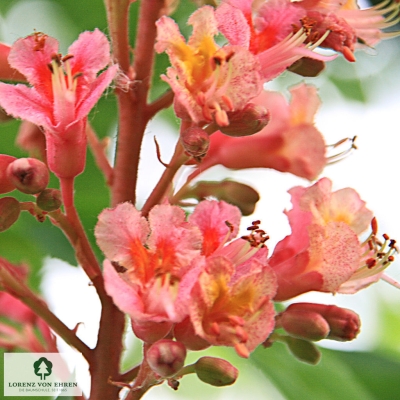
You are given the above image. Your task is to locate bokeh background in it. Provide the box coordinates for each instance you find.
[0,0,399,399]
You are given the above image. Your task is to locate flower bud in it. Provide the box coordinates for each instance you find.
[285,303,361,342]
[180,180,259,216]
[0,155,17,194]
[194,357,238,387]
[283,336,321,365]
[0,197,20,232]
[218,103,270,137]
[181,127,210,161]
[7,158,49,194]
[36,189,62,211]
[146,339,187,378]
[280,309,330,341]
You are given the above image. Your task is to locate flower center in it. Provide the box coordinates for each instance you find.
[48,53,81,128]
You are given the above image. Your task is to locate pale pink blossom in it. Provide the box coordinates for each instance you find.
[268,177,390,300]
[190,83,326,181]
[95,202,203,342]
[96,200,277,354]
[178,201,277,358]
[155,6,262,126]
[0,30,117,179]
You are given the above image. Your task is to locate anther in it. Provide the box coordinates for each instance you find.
[111,261,127,273]
[371,217,378,235]
[383,233,390,241]
[62,54,74,62]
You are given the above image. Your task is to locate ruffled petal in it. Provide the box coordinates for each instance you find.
[95,202,150,269]
[0,83,53,128]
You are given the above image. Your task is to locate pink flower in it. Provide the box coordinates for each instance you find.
[190,83,326,180]
[0,292,57,352]
[216,0,333,81]
[0,30,117,179]
[177,201,277,358]
[95,202,204,342]
[155,6,262,126]
[293,0,400,61]
[0,258,57,352]
[96,200,277,354]
[269,177,395,300]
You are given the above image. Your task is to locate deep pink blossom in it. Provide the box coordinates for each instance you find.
[155,6,262,126]
[0,30,117,179]
[268,177,394,300]
[216,0,334,81]
[190,83,326,181]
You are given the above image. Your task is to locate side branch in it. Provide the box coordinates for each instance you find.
[0,266,93,362]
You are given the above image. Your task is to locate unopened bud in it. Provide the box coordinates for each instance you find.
[182,180,259,216]
[194,356,238,387]
[146,339,187,378]
[36,189,62,211]
[0,155,17,194]
[280,309,330,341]
[7,158,49,194]
[218,103,270,137]
[286,303,361,342]
[181,127,210,161]
[283,336,321,365]
[0,197,20,232]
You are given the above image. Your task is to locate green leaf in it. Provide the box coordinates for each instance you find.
[250,343,400,400]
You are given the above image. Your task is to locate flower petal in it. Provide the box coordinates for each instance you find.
[0,83,53,128]
[75,64,118,121]
[68,29,112,82]
[189,200,241,256]
[95,202,150,269]
[8,33,57,99]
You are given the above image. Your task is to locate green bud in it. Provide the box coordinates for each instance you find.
[283,336,321,365]
[0,197,20,232]
[36,189,62,211]
[194,356,238,387]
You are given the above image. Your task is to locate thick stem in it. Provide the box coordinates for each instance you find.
[89,280,126,400]
[111,0,165,206]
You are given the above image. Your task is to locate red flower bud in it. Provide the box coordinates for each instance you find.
[7,158,49,194]
[194,357,238,387]
[36,189,62,211]
[0,155,17,194]
[181,127,210,161]
[146,339,187,378]
[285,303,361,342]
[280,309,330,341]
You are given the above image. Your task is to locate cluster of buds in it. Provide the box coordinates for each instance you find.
[0,155,62,232]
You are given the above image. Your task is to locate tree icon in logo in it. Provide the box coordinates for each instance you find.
[33,357,53,380]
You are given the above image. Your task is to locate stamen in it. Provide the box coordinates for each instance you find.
[327,136,357,164]
[242,220,269,247]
